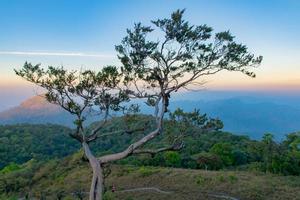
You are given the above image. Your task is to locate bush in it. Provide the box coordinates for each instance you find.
[196,152,223,170]
[0,163,21,174]
[103,191,115,200]
[210,142,234,167]
[164,151,181,167]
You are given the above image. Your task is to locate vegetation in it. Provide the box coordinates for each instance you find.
[0,124,77,169]
[1,153,300,200]
[1,119,299,176]
[14,9,261,200]
[0,118,299,199]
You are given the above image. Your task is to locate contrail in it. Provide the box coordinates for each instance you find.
[0,51,115,58]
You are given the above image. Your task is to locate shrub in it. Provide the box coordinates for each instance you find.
[0,163,21,174]
[210,143,234,166]
[196,152,223,170]
[103,191,115,200]
[164,151,181,167]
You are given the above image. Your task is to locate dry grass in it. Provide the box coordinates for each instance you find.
[104,166,300,200]
[2,159,300,200]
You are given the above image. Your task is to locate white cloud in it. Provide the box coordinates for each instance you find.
[0,51,115,58]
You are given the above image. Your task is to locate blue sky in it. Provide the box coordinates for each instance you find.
[0,0,300,109]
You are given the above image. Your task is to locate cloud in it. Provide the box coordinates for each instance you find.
[0,51,115,58]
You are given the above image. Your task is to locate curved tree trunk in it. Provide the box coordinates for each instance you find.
[82,142,104,200]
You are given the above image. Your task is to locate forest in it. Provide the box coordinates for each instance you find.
[1,114,300,177]
[0,115,300,199]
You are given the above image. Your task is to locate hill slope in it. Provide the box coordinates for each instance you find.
[0,119,253,169]
[0,124,78,169]
[1,154,300,200]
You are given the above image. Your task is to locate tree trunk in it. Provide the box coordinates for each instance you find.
[82,142,104,200]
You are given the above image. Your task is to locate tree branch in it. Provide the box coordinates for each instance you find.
[132,141,184,157]
[86,110,109,142]
[97,97,166,163]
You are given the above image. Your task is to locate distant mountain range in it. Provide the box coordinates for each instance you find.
[0,96,77,127]
[169,98,300,140]
[1,95,300,140]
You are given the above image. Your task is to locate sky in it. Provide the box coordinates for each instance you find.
[0,0,300,110]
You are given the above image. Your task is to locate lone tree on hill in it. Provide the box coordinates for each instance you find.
[15,9,262,200]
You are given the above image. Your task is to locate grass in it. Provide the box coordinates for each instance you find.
[1,155,300,200]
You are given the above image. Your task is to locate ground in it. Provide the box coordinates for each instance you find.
[105,166,300,200]
[1,156,300,200]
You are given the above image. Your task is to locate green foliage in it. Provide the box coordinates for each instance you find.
[103,191,116,200]
[1,121,299,176]
[0,163,21,174]
[232,150,249,166]
[0,159,41,195]
[117,9,262,93]
[169,108,223,130]
[164,151,181,167]
[210,142,235,166]
[0,124,78,169]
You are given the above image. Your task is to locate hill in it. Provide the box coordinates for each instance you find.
[1,154,300,200]
[0,119,252,169]
[0,96,76,127]
[0,96,99,127]
[0,124,78,169]
[1,116,299,175]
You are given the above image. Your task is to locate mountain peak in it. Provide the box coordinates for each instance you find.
[0,95,73,126]
[0,95,97,127]
[20,95,57,110]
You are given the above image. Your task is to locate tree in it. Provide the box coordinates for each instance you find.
[210,142,234,166]
[261,133,278,172]
[280,132,300,175]
[196,152,223,170]
[15,9,262,200]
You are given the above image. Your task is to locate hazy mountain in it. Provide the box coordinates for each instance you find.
[0,96,78,127]
[169,98,300,140]
[1,94,300,140]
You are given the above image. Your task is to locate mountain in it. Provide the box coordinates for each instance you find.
[0,96,81,127]
[2,94,300,140]
[169,98,300,140]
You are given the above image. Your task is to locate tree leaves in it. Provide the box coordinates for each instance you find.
[15,64,127,126]
[116,9,262,96]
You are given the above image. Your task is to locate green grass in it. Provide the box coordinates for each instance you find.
[1,154,300,200]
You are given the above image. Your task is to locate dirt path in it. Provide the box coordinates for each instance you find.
[118,187,173,194]
[118,187,240,200]
[207,193,240,200]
